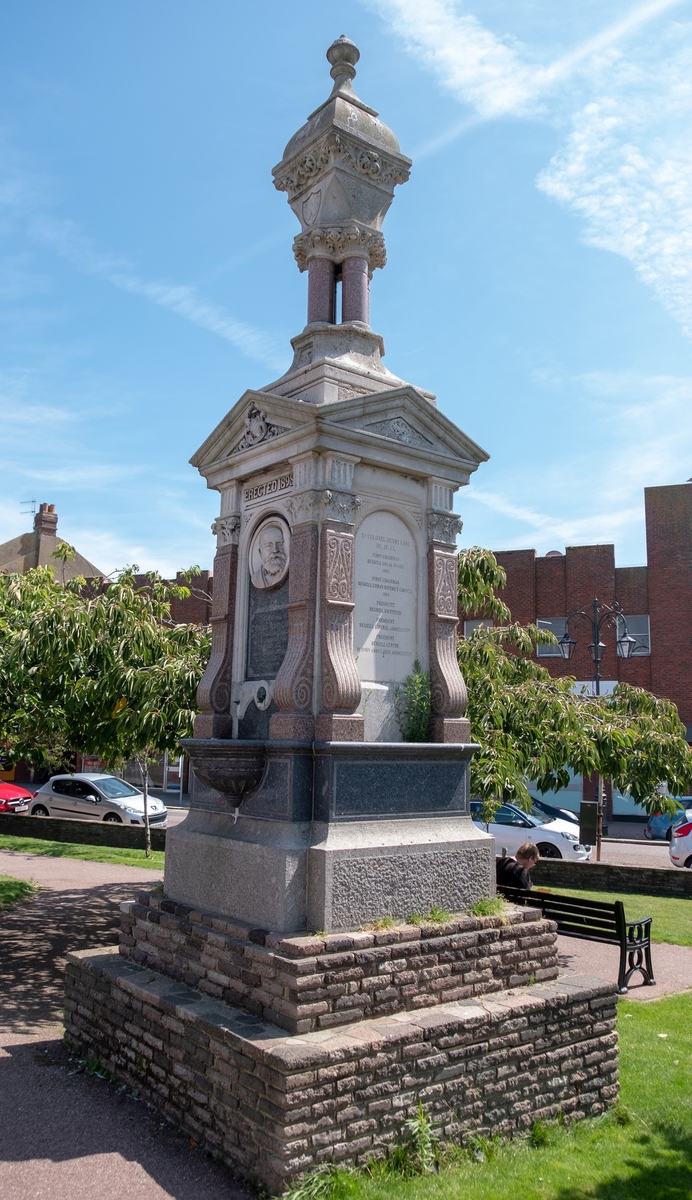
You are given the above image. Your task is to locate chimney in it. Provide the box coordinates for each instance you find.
[34,503,58,538]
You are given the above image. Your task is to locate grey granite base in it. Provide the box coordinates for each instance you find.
[307,816,493,930]
[164,812,310,933]
[165,811,493,934]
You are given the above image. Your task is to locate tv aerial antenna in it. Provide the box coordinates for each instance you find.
[20,499,36,517]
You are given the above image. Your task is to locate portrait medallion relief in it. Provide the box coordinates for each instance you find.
[249,517,290,591]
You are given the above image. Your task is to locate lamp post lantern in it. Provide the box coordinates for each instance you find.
[556,598,637,859]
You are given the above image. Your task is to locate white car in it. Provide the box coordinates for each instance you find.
[471,800,591,860]
[30,773,167,827]
[669,808,692,868]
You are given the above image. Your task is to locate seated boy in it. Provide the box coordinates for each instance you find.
[496,842,540,891]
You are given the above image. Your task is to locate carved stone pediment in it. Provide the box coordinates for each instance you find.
[362,416,433,449]
[233,403,289,453]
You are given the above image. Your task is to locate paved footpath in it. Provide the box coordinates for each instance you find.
[0,850,251,1200]
[1,849,691,1199]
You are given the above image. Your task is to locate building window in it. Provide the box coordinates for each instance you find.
[464,618,493,637]
[536,617,567,656]
[618,614,650,656]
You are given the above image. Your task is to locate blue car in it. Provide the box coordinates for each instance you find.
[645,798,692,841]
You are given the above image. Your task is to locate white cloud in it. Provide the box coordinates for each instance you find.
[537,45,692,336]
[463,368,692,554]
[28,215,286,372]
[369,0,692,341]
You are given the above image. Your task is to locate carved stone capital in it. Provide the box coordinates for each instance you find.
[293,225,386,272]
[286,488,361,528]
[286,490,321,527]
[211,514,241,547]
[428,511,463,547]
[273,131,411,204]
[322,490,361,526]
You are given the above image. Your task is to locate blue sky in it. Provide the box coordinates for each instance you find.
[1,1,692,576]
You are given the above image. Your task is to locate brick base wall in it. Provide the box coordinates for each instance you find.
[65,949,618,1194]
[120,891,559,1034]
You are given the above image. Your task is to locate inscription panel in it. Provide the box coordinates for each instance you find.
[246,577,289,680]
[354,511,416,682]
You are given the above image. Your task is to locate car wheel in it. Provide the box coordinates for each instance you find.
[103,813,122,823]
[685,855,692,869]
[644,828,652,840]
[665,827,673,842]
[31,804,49,817]
[537,842,563,859]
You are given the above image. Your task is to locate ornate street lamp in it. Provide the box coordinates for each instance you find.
[555,598,640,860]
[557,598,637,695]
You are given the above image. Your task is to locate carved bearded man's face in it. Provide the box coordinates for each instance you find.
[259,525,287,582]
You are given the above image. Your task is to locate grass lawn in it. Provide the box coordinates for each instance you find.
[0,832,164,870]
[0,873,38,911]
[291,992,692,1200]
[546,886,692,947]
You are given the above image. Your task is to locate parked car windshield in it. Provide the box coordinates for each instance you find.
[95,777,140,799]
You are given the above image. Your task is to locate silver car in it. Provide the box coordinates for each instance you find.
[30,773,168,827]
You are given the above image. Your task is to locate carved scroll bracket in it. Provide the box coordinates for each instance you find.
[428,548,467,731]
[194,542,239,738]
[318,526,363,740]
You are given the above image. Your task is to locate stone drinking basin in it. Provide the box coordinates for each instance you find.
[180,739,267,804]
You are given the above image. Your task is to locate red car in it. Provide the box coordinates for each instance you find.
[0,782,32,815]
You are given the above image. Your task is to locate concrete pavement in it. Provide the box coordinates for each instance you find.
[0,850,251,1200]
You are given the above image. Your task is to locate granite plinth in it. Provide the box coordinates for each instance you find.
[171,739,490,933]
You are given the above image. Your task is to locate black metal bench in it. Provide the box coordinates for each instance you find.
[498,885,656,994]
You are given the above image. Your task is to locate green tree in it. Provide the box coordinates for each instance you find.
[0,564,211,855]
[457,547,690,825]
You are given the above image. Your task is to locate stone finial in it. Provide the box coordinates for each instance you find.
[272,37,411,328]
[326,35,360,99]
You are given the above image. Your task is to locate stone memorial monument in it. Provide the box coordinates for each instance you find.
[65,39,619,1192]
[164,32,495,934]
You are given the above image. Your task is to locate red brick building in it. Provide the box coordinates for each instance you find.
[463,482,692,817]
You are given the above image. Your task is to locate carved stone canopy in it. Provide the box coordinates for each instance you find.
[272,36,411,273]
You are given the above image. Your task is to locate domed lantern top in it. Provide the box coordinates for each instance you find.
[272,36,411,327]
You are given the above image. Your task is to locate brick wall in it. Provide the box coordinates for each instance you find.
[65,948,619,1193]
[468,483,692,731]
[532,857,692,899]
[0,813,166,851]
[646,485,692,727]
[120,892,559,1035]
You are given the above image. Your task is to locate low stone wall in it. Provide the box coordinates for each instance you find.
[120,891,559,1035]
[532,857,692,899]
[65,948,619,1194]
[0,813,166,851]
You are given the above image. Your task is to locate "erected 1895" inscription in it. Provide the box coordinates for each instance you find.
[353,511,417,682]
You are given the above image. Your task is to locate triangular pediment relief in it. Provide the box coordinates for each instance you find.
[360,414,434,449]
[324,386,489,468]
[190,390,313,472]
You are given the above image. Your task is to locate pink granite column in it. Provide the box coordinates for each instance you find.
[341,256,370,325]
[307,257,336,324]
